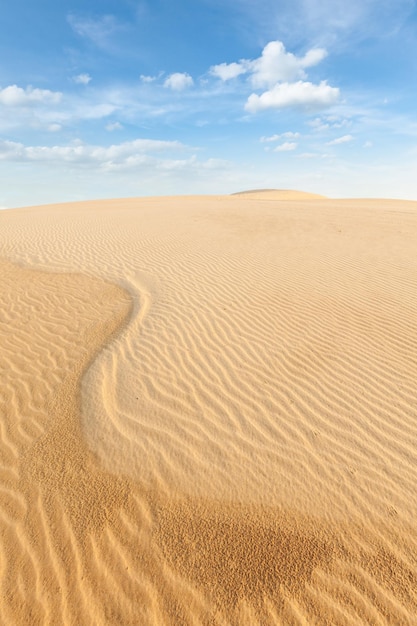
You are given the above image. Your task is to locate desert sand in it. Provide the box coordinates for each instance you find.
[0,190,416,624]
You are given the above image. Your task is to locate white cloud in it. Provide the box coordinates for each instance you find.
[260,134,282,143]
[67,14,123,48]
[209,61,248,81]
[301,47,329,67]
[208,40,336,115]
[283,131,300,138]
[73,73,92,85]
[260,132,300,142]
[0,86,120,133]
[0,139,234,200]
[140,74,158,83]
[106,121,123,131]
[208,41,327,87]
[245,80,340,112]
[69,102,117,121]
[0,138,187,167]
[0,85,62,106]
[249,41,327,88]
[298,152,319,158]
[274,142,298,151]
[308,117,329,131]
[363,140,373,148]
[164,73,194,91]
[223,0,414,50]
[309,115,351,132]
[299,0,414,44]
[327,134,354,145]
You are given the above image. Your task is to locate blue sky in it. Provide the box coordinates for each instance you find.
[1,0,417,207]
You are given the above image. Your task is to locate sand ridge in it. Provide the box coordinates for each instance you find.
[1,193,417,623]
[231,188,328,200]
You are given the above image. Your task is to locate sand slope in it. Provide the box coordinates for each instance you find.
[1,194,417,624]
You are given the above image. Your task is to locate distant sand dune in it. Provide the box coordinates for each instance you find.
[231,188,328,199]
[1,194,417,624]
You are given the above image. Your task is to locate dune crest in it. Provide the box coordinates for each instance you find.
[1,193,417,623]
[231,188,328,199]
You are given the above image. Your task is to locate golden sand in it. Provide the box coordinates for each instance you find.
[0,193,416,624]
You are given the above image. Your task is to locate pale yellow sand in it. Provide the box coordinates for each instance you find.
[231,189,328,199]
[0,192,416,624]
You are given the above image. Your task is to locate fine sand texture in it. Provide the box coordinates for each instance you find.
[1,192,417,624]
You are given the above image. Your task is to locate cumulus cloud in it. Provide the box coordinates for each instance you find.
[249,41,327,87]
[0,85,62,106]
[274,142,298,151]
[209,40,337,114]
[326,134,353,145]
[209,41,327,86]
[245,80,340,112]
[164,73,194,91]
[73,73,92,85]
[209,62,248,81]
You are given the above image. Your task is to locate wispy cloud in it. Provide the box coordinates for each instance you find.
[0,138,187,167]
[0,82,121,132]
[326,134,354,145]
[106,121,123,131]
[0,137,234,199]
[274,142,298,151]
[299,0,414,44]
[67,13,125,49]
[260,132,300,142]
[308,115,352,133]
[213,0,415,48]
[140,74,159,83]
[62,101,117,122]
[73,73,92,85]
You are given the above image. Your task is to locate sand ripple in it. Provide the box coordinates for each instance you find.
[1,195,417,623]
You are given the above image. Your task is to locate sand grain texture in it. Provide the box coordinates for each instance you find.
[1,194,417,624]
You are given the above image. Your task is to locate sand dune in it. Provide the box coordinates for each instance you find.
[231,189,328,200]
[1,193,417,624]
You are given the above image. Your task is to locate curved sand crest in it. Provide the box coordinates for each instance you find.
[231,188,328,199]
[0,260,134,623]
[1,194,417,623]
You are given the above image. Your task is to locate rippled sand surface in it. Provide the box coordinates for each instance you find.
[1,192,417,624]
